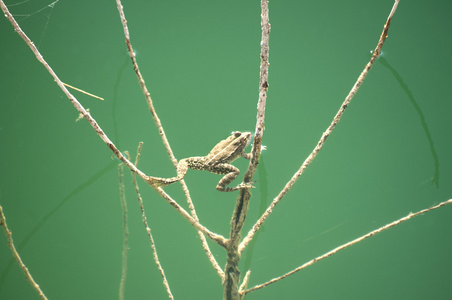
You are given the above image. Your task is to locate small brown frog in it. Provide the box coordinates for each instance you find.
[147,131,254,192]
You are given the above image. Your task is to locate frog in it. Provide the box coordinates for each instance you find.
[146,131,255,192]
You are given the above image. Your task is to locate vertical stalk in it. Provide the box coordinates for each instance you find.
[223,1,270,299]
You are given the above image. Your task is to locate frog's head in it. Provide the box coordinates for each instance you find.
[230,131,252,150]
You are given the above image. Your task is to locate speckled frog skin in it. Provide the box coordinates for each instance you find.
[147,131,254,192]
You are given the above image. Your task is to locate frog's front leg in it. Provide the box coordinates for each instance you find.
[211,163,254,192]
[241,151,252,160]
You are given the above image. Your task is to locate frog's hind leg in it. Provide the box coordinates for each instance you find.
[146,159,189,187]
[214,163,254,192]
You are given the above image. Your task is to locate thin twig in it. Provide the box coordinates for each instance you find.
[62,82,104,100]
[132,143,174,300]
[114,0,175,165]
[189,201,225,278]
[245,198,452,294]
[0,204,48,300]
[232,0,271,236]
[238,270,251,299]
[118,163,128,300]
[239,0,400,254]
[114,0,223,277]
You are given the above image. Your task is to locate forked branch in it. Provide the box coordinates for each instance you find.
[239,0,401,254]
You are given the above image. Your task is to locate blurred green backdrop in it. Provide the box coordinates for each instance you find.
[1,0,451,299]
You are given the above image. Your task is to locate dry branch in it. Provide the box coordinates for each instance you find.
[239,0,401,254]
[245,198,452,294]
[114,0,175,165]
[62,82,104,100]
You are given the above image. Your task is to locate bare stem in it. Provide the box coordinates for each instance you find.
[239,0,400,254]
[249,0,271,170]
[118,164,128,300]
[245,198,452,294]
[0,204,48,300]
[114,0,176,166]
[132,144,174,300]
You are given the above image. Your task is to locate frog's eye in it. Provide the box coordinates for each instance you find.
[233,131,241,137]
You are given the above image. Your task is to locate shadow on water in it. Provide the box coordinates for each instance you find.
[379,56,439,188]
[242,156,268,272]
[0,161,117,291]
[239,56,442,275]
[112,56,130,148]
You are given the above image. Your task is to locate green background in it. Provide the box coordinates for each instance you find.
[1,0,451,299]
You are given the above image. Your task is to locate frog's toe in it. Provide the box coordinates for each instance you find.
[237,181,256,189]
[216,181,255,192]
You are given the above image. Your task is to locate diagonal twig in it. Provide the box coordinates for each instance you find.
[244,198,452,294]
[114,0,176,166]
[62,82,104,100]
[114,0,223,277]
[239,0,400,255]
[0,204,48,300]
[132,143,174,300]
